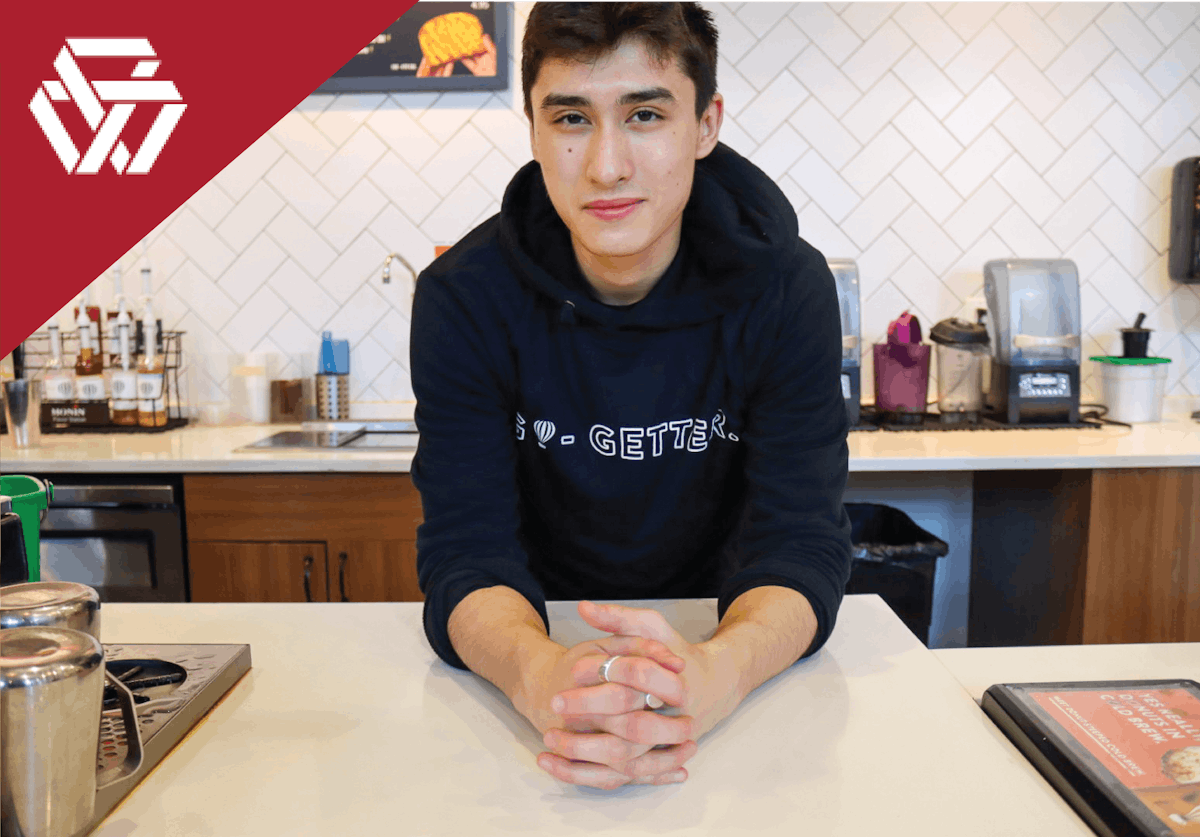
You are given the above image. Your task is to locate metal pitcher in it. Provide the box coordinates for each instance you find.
[0,626,142,837]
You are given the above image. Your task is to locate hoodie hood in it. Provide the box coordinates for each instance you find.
[498,143,800,330]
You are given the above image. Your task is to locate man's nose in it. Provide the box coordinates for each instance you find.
[586,123,633,187]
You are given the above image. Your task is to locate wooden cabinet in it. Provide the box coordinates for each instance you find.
[191,542,329,602]
[1082,467,1200,644]
[971,467,1199,646]
[327,539,421,602]
[184,475,423,603]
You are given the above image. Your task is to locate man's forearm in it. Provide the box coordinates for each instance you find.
[446,585,563,709]
[701,585,818,705]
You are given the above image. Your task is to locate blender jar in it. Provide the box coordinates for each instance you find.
[931,318,989,421]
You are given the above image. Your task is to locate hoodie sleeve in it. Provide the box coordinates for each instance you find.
[716,246,852,660]
[409,269,549,670]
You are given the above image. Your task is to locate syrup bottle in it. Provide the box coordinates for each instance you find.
[73,302,106,402]
[107,264,125,366]
[42,323,76,402]
[75,287,104,370]
[110,320,138,426]
[137,315,167,427]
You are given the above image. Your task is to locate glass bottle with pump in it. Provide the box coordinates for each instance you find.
[42,323,76,402]
[107,264,125,367]
[110,320,138,425]
[74,302,106,401]
[76,287,104,369]
[137,315,167,427]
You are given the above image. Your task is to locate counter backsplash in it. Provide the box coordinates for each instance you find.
[43,2,1200,419]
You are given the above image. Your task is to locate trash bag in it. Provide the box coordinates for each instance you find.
[844,503,949,645]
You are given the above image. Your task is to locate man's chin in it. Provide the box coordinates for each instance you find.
[572,233,653,263]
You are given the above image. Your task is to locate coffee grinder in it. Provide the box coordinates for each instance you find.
[828,259,861,425]
[983,259,1082,425]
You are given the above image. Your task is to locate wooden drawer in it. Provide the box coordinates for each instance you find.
[184,474,422,542]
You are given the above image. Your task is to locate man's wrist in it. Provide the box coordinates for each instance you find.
[705,586,819,703]
[695,633,752,707]
[447,585,563,711]
[509,629,566,716]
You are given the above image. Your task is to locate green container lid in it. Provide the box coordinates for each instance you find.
[0,475,53,582]
[1089,356,1171,365]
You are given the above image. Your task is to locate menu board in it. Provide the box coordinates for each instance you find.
[317,2,509,93]
[984,680,1200,837]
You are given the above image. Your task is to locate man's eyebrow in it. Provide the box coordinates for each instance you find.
[540,93,590,110]
[619,87,675,106]
[539,87,677,111]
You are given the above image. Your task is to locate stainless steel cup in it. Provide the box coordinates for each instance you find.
[2,379,42,448]
[0,581,101,639]
[0,626,143,837]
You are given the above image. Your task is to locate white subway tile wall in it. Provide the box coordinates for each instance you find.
[58,1,1200,412]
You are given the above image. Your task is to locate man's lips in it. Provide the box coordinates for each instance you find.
[584,199,642,220]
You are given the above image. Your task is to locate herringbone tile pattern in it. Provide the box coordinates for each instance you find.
[65,2,1200,411]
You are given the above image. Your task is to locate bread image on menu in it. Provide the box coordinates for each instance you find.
[1132,745,1200,831]
[416,12,496,77]
[1165,747,1200,784]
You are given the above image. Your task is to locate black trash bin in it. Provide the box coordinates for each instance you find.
[844,503,949,645]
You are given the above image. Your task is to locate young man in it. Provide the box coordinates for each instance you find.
[410,3,851,789]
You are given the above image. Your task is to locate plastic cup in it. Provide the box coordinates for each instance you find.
[1091,357,1170,423]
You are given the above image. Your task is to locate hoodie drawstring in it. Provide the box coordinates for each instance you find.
[558,300,576,325]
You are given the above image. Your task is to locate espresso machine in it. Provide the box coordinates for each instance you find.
[828,259,861,425]
[983,259,1082,425]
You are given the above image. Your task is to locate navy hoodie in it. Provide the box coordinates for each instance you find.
[410,142,851,670]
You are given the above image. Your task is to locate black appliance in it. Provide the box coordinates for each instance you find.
[828,259,862,426]
[1169,156,1199,283]
[33,474,188,602]
[983,259,1083,425]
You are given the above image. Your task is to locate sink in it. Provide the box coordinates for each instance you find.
[236,421,418,452]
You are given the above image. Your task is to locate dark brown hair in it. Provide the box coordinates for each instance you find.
[522,3,719,120]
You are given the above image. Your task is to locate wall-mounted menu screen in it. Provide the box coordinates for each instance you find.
[316,2,509,93]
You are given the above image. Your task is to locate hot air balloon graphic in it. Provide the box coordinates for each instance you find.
[534,420,556,449]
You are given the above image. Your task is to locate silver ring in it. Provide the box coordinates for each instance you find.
[598,655,621,684]
[644,693,664,710]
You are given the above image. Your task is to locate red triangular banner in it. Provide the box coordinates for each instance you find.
[2,0,419,358]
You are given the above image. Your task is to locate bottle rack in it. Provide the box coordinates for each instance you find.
[17,329,188,433]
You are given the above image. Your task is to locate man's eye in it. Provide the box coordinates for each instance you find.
[630,110,660,123]
[555,113,587,126]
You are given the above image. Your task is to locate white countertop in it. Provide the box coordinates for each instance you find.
[94,595,1097,837]
[933,643,1200,703]
[0,425,416,473]
[3,415,1198,473]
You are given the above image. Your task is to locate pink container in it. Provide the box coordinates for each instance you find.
[874,311,930,415]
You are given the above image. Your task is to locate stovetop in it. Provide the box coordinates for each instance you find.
[236,420,418,452]
[90,643,252,830]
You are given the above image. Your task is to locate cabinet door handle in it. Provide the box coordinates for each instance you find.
[303,555,314,603]
[337,552,349,602]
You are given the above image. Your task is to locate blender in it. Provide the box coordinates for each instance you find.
[983,259,1082,425]
[827,259,861,426]
[930,316,989,423]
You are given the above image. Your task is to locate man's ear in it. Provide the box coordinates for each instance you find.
[529,117,539,163]
[695,92,724,160]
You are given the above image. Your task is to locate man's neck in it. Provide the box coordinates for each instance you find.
[572,224,682,306]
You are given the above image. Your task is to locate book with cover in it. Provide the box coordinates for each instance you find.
[983,679,1200,837]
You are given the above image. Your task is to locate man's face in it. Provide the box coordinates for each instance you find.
[529,39,723,304]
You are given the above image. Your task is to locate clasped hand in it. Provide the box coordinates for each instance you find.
[522,601,735,790]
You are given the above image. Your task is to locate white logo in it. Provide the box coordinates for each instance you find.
[29,38,186,175]
[534,420,557,449]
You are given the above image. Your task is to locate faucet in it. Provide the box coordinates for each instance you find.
[382,252,417,287]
